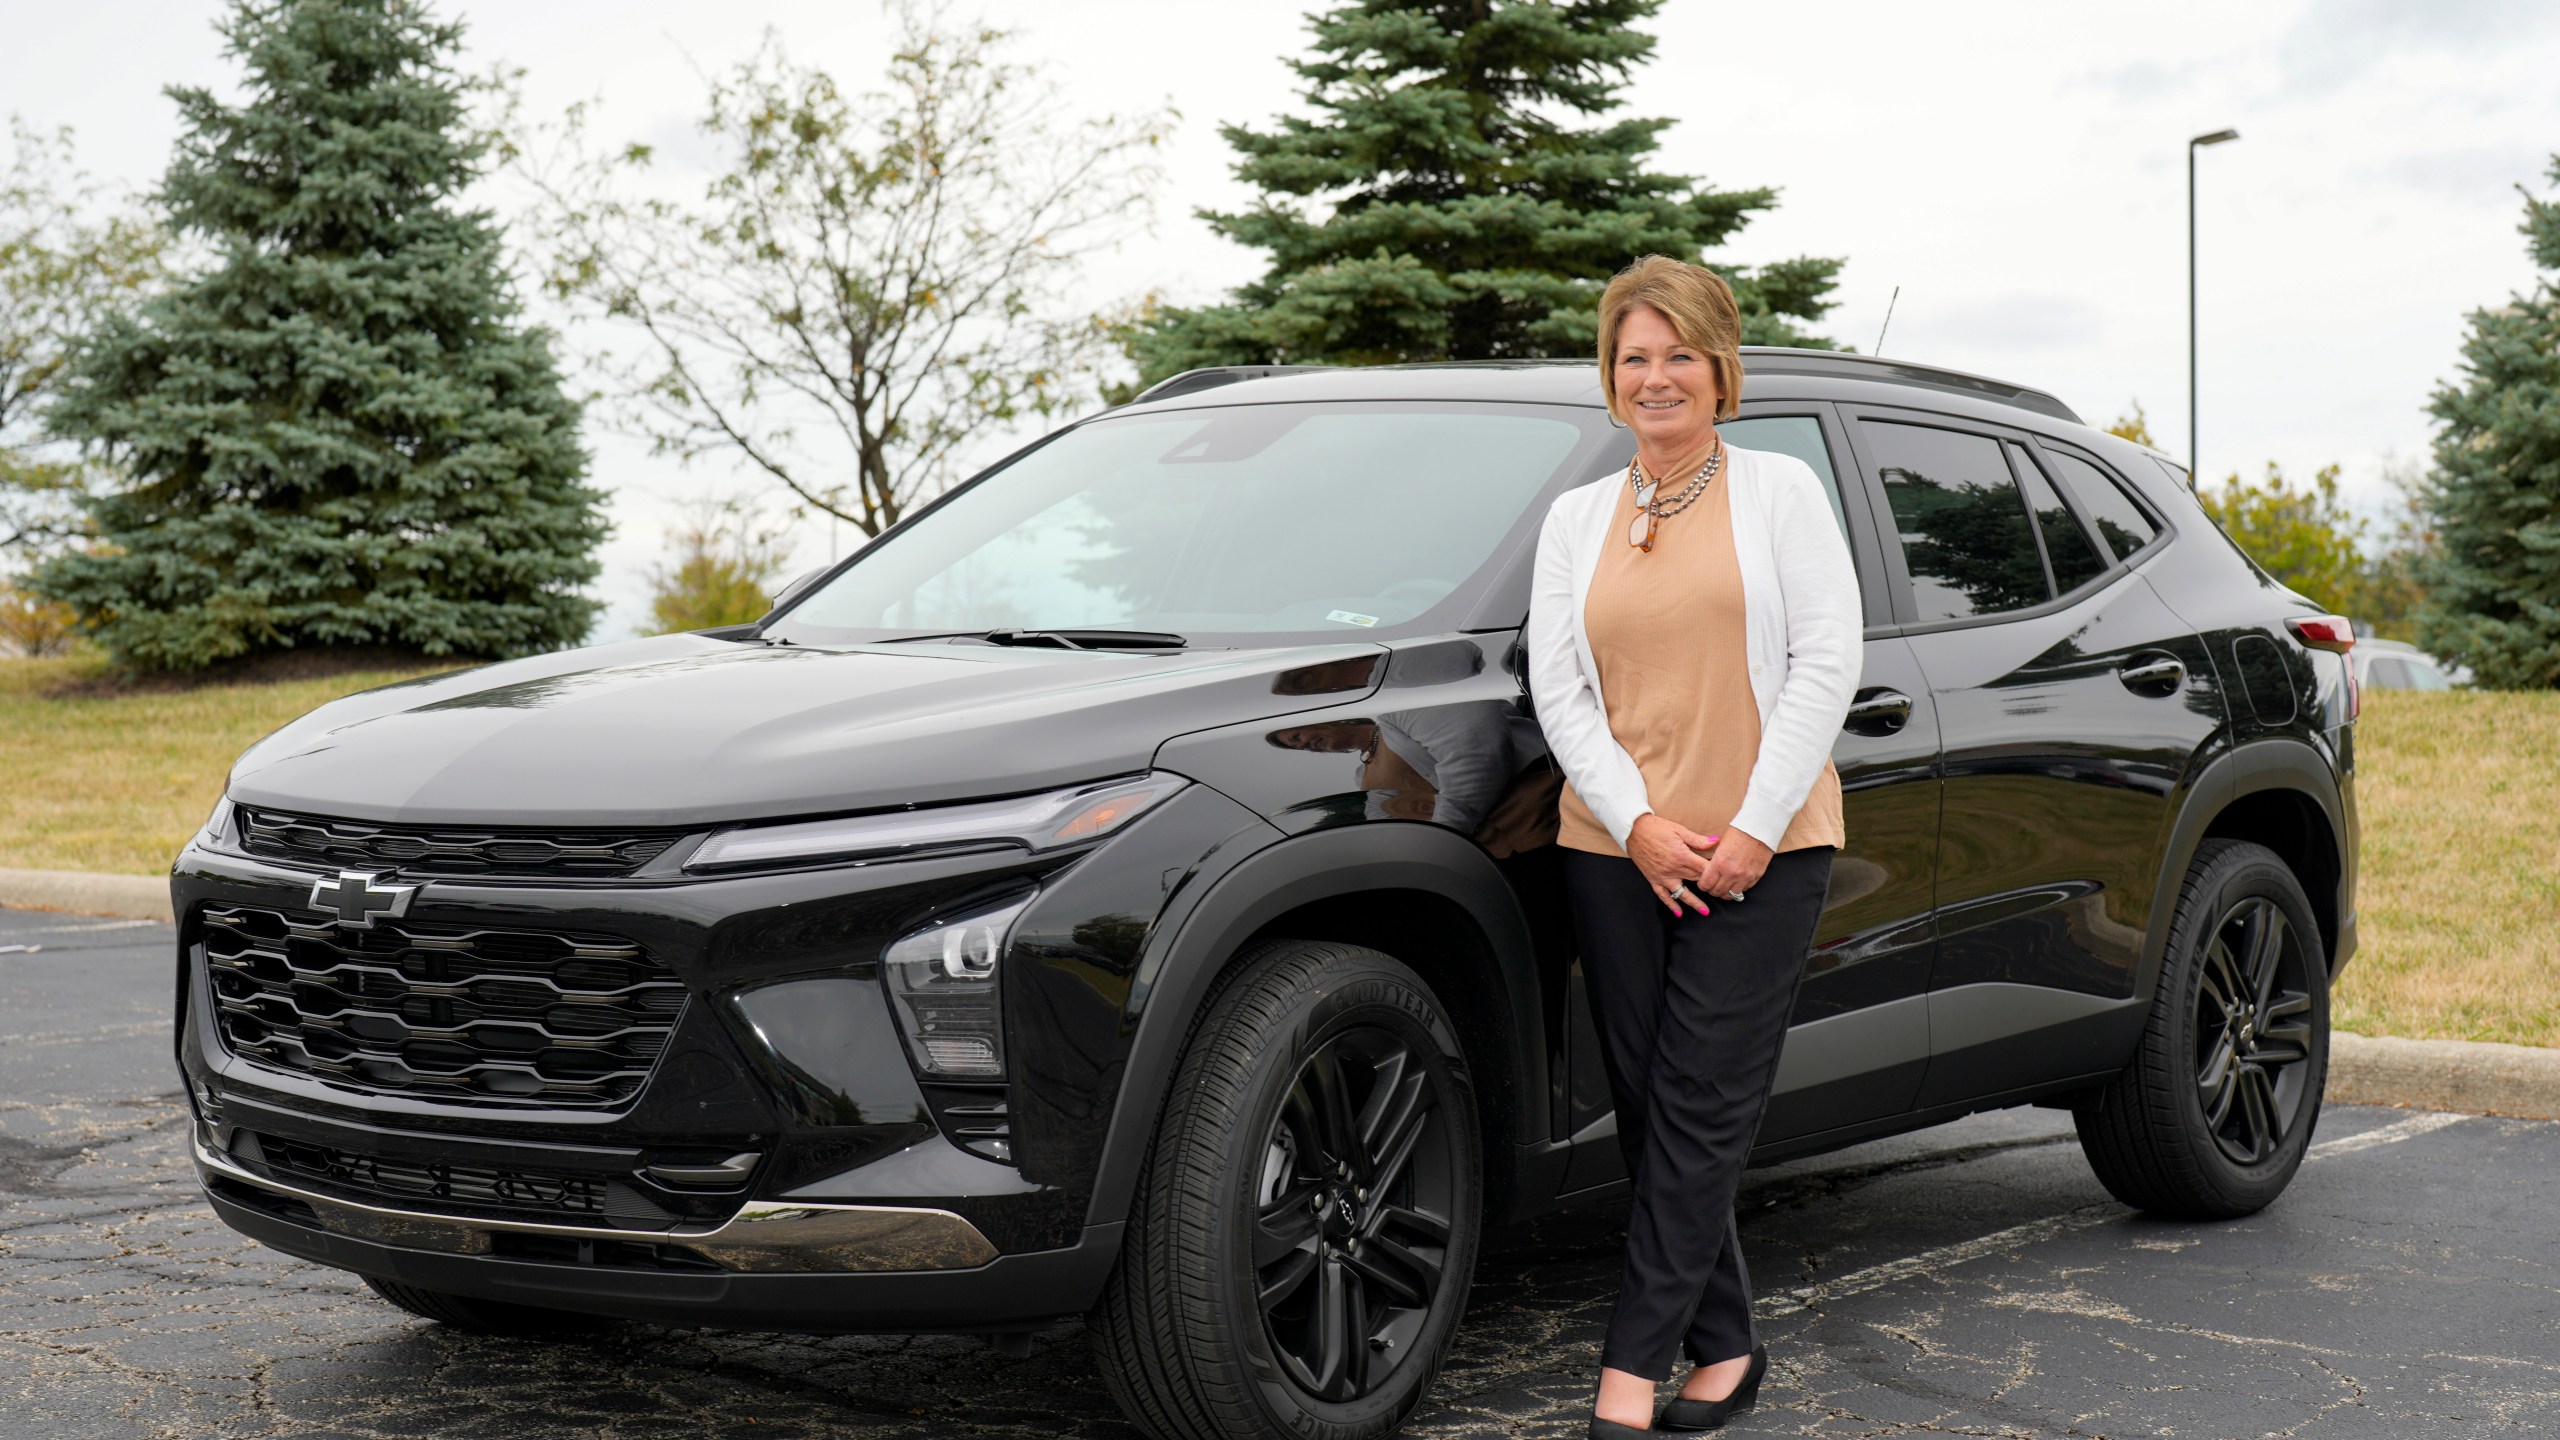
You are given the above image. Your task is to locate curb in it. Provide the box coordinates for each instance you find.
[0,867,171,924]
[2330,1031,2560,1122]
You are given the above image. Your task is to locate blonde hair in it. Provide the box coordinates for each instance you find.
[1596,256,1745,423]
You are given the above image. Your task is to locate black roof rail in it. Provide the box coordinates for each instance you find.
[1130,365,1334,404]
[1740,347,2083,424]
[1124,350,2083,426]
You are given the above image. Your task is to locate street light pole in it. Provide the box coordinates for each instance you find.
[2188,128,2239,483]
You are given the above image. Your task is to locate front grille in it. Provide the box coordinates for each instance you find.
[234,1130,607,1222]
[202,903,686,1108]
[237,806,684,879]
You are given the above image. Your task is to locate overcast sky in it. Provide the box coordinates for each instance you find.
[12,0,2560,641]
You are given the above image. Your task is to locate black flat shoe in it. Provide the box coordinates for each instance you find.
[1590,1416,1655,1438]
[1656,1344,1768,1432]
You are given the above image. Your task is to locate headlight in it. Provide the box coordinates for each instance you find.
[882,889,1035,1079]
[191,792,236,853]
[684,773,1188,874]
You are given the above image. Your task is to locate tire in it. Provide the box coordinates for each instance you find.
[2076,839,2331,1219]
[1091,940,1482,1440]
[361,1275,612,1336]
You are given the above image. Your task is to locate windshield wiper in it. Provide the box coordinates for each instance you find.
[884,628,1189,651]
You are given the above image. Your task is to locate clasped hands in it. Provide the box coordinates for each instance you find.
[1628,812,1772,917]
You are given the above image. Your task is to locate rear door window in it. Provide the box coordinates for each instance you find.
[1721,414,1848,537]
[2044,449,2161,560]
[1860,419,2051,623]
[2008,443,2109,594]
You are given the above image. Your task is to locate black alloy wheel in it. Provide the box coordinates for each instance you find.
[1253,1025,1457,1402]
[2193,895,2317,1165]
[2077,839,2331,1219]
[1092,940,1481,1440]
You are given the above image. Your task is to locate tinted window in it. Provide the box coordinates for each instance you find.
[2009,443,2109,594]
[1864,419,2049,622]
[1722,414,1847,537]
[774,403,1592,643]
[2047,449,2160,560]
[2367,657,2412,689]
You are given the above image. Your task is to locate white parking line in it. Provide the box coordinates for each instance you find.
[2305,1109,2469,1157]
[1760,1109,2472,1319]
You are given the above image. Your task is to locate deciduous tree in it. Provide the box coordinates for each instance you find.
[645,497,792,634]
[512,6,1166,538]
[2199,461,2425,637]
[0,119,165,557]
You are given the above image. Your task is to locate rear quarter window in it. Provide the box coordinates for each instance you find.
[2044,448,2161,560]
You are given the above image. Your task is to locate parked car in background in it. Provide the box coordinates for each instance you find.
[2353,637,2464,691]
[173,350,2360,1440]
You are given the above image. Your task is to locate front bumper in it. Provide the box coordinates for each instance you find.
[171,827,1131,1330]
[200,1149,1121,1332]
[195,1136,999,1272]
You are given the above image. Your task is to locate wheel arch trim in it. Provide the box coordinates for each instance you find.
[1092,823,1547,1230]
[2138,736,2350,1001]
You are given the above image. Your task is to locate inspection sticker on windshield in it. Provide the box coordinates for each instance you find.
[1326,610,1379,627]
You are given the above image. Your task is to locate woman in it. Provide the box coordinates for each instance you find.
[1526,256,1861,1435]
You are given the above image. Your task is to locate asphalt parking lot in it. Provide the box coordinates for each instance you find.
[3,903,2555,1438]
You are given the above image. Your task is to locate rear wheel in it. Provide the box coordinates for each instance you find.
[1091,940,1481,1440]
[2076,839,2330,1218]
[361,1275,612,1336]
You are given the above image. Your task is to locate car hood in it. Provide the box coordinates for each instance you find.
[227,633,1386,827]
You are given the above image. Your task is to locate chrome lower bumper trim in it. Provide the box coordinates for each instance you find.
[194,1139,999,1273]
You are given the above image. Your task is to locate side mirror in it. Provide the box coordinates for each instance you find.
[767,567,827,613]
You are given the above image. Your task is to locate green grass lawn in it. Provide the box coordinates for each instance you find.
[4,656,2553,1045]
[2331,688,2560,1048]
[0,653,454,876]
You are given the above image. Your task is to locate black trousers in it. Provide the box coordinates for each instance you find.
[1563,846,1833,1381]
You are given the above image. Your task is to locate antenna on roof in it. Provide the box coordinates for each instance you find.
[1872,286,1900,357]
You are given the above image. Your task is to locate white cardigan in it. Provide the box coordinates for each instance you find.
[1525,443,1863,852]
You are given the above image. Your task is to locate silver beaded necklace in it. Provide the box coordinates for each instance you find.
[1625,441,1724,552]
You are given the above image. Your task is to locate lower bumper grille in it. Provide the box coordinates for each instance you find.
[234,1130,609,1223]
[202,903,686,1108]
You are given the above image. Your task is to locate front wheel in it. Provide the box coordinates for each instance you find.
[1091,940,1482,1440]
[2076,839,2330,1218]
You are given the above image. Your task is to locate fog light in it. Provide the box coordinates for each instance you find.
[882,891,1033,1080]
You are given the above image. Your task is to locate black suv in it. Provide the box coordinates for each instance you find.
[176,351,2359,1440]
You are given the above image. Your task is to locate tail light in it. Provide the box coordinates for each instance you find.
[2286,615,2355,653]
[2286,614,2358,720]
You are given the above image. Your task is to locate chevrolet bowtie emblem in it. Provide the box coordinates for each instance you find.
[308,870,417,930]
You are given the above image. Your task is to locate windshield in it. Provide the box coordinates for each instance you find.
[769,400,1607,646]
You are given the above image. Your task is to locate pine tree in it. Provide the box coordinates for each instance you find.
[1124,0,1844,384]
[2418,155,2560,689]
[30,0,606,671]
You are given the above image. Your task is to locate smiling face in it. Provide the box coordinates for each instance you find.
[1611,303,1722,457]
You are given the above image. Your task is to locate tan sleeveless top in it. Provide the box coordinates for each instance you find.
[1557,454,1845,858]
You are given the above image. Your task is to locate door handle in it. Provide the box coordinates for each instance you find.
[2118,656,2185,694]
[1843,687,1912,735]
